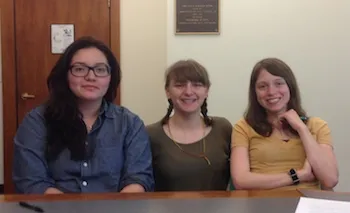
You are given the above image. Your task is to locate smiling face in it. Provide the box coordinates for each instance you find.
[245,58,306,135]
[164,60,211,116]
[166,80,209,115]
[255,69,290,115]
[67,47,111,103]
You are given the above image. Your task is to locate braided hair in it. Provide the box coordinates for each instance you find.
[161,59,213,126]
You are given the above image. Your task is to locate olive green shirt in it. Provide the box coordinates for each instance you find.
[147,117,232,191]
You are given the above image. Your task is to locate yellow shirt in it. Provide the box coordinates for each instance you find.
[231,117,333,190]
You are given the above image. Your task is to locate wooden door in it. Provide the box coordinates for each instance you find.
[0,0,120,193]
[16,0,111,122]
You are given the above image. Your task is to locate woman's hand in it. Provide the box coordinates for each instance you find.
[44,187,63,194]
[279,109,307,132]
[298,160,315,182]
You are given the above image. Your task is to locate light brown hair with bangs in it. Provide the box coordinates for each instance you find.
[161,59,213,126]
[165,59,211,88]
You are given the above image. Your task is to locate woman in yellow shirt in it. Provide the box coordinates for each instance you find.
[230,58,338,190]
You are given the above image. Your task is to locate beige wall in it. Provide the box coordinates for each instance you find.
[120,0,167,125]
[166,0,350,191]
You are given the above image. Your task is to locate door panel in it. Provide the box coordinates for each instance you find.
[1,0,117,194]
[15,0,110,123]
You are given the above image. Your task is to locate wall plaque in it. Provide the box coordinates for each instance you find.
[175,0,219,34]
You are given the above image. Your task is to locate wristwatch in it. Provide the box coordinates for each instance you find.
[289,168,300,185]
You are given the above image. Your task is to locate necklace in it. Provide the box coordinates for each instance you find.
[271,120,290,142]
[167,122,211,165]
[276,128,290,142]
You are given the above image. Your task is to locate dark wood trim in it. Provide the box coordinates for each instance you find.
[0,0,120,194]
[1,0,17,194]
[111,0,121,105]
[0,184,3,194]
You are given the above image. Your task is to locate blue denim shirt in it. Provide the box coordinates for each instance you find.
[13,102,154,194]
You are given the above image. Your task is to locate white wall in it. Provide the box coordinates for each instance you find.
[120,0,167,124]
[166,0,350,191]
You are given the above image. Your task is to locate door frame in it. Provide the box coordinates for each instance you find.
[0,0,121,194]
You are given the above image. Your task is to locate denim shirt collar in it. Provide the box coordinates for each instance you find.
[100,99,116,119]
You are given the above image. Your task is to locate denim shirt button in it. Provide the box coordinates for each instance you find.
[83,162,88,167]
[82,181,88,186]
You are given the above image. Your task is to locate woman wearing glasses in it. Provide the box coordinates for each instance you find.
[147,59,232,191]
[12,37,154,194]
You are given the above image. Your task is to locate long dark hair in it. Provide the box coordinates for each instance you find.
[44,36,120,161]
[160,59,213,126]
[244,58,307,137]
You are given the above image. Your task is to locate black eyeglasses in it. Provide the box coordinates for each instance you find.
[69,63,111,77]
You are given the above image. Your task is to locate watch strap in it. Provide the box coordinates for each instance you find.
[289,168,300,185]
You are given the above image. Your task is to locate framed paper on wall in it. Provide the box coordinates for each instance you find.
[50,24,75,54]
[175,0,220,35]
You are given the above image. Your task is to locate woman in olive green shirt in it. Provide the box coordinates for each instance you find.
[147,59,232,191]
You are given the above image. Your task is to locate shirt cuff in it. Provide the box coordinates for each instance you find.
[120,178,153,192]
[28,183,56,194]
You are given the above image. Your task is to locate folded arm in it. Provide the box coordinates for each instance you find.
[231,147,311,190]
[297,125,338,189]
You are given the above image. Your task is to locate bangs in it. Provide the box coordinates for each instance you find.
[256,58,292,79]
[263,64,284,78]
[169,68,205,84]
[165,60,210,87]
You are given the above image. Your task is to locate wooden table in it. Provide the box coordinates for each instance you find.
[2,190,349,213]
[0,190,302,202]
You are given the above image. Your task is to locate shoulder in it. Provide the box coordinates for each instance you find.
[231,117,256,137]
[20,105,46,125]
[210,116,233,134]
[233,118,251,129]
[231,118,253,147]
[106,103,138,118]
[210,117,233,146]
[306,117,330,133]
[29,104,46,117]
[105,103,144,126]
[16,105,47,139]
[103,104,148,137]
[146,121,164,138]
[211,116,232,128]
[146,121,162,132]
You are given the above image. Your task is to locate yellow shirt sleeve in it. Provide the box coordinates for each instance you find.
[307,117,333,147]
[231,118,251,148]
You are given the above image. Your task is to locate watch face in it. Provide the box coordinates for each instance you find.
[289,169,300,185]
